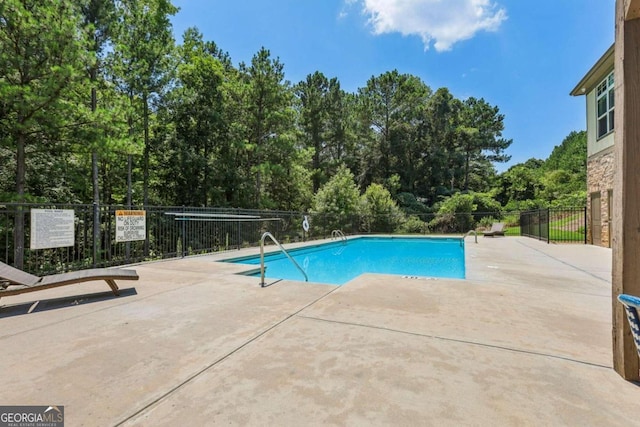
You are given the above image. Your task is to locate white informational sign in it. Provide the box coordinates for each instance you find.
[30,209,75,250]
[115,210,147,242]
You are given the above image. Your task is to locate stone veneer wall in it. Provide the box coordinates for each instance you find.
[586,145,615,247]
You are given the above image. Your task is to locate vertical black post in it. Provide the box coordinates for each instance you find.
[302,214,306,242]
[537,210,541,241]
[92,202,99,267]
[584,206,588,244]
[14,204,24,269]
[125,156,132,263]
[181,206,186,258]
[143,208,149,258]
[547,208,550,244]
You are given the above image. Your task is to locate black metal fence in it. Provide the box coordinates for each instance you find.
[0,203,587,274]
[0,203,312,274]
[520,208,587,244]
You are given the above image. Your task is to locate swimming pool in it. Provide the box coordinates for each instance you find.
[226,236,465,285]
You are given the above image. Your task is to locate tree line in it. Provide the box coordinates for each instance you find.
[0,0,585,219]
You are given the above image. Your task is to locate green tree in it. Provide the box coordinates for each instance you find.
[109,0,177,205]
[430,193,476,233]
[296,71,329,192]
[419,88,461,199]
[540,130,586,205]
[160,27,227,206]
[357,70,431,189]
[539,169,573,203]
[238,47,301,209]
[0,0,92,266]
[387,77,432,194]
[296,73,359,194]
[497,163,542,207]
[544,130,587,178]
[312,166,361,232]
[360,183,404,232]
[81,0,120,262]
[469,191,503,223]
[457,97,512,191]
[495,130,586,210]
[324,82,358,177]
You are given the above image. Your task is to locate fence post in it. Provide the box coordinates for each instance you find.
[182,206,186,257]
[537,210,541,241]
[93,202,99,267]
[547,208,550,244]
[14,205,25,269]
[584,206,588,244]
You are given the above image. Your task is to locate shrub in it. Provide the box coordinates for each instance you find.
[398,215,429,234]
[312,165,361,232]
[397,192,430,215]
[477,216,497,229]
[429,193,475,233]
[360,183,405,233]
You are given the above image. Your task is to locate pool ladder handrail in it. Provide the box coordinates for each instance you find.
[259,232,308,287]
[331,229,347,242]
[464,229,478,243]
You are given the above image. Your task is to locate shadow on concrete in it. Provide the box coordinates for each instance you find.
[260,279,284,288]
[0,287,137,318]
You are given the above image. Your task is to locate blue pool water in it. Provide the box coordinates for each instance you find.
[227,237,465,285]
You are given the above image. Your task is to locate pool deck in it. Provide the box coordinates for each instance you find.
[1,236,638,425]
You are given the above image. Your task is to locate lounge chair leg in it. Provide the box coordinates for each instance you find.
[105,279,120,296]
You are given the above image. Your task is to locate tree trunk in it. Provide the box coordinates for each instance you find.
[203,136,209,206]
[143,94,150,207]
[142,95,150,255]
[14,131,26,269]
[91,77,100,267]
[92,151,100,267]
[126,154,132,261]
[127,155,132,207]
[127,93,135,207]
[313,131,321,193]
[464,150,471,192]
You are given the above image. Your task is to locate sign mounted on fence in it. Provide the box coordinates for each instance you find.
[30,209,75,250]
[115,210,146,242]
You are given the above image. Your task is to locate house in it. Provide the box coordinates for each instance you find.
[570,44,615,247]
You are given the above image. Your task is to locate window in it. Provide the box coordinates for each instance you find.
[596,72,614,139]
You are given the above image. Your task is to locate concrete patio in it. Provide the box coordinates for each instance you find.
[0,236,638,426]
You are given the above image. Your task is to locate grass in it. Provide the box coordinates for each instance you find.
[504,226,520,236]
[503,225,585,242]
[498,210,586,242]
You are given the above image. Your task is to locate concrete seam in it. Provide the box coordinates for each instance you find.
[297,314,612,370]
[516,240,610,284]
[113,284,342,427]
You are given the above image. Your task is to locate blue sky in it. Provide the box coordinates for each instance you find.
[171,0,615,172]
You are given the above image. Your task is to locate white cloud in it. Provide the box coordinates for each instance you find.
[354,0,507,51]
[339,0,359,19]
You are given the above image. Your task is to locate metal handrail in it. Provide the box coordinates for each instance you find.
[464,229,478,243]
[331,229,347,241]
[259,232,308,287]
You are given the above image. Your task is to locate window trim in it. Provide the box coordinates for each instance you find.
[596,71,614,140]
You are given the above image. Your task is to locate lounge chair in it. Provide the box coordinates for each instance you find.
[0,261,138,301]
[483,222,506,237]
[617,294,640,358]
